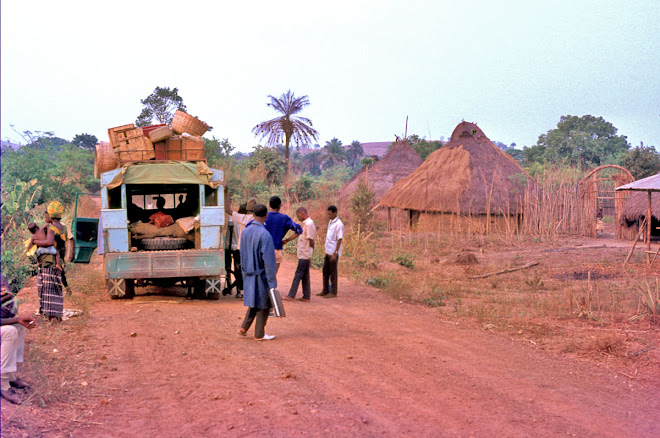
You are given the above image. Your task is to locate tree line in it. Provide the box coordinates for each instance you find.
[2,86,658,292]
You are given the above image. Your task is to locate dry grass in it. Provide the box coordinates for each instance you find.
[340,226,659,369]
[1,262,105,437]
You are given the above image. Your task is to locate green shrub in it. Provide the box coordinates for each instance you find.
[288,173,317,202]
[349,179,374,228]
[365,273,392,289]
[391,252,415,269]
[283,239,297,255]
[311,252,324,269]
[1,225,37,293]
[423,288,446,307]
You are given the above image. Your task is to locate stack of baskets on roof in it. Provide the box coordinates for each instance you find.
[94,110,210,178]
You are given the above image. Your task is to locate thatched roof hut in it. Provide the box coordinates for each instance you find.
[379,122,530,215]
[618,173,660,229]
[338,140,423,205]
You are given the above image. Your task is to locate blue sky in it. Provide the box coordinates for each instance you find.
[1,0,658,152]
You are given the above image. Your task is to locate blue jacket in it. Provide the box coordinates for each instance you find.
[240,220,277,309]
[265,211,303,250]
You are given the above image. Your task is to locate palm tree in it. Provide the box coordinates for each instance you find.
[322,138,347,169]
[346,140,364,169]
[252,90,319,181]
[298,149,323,175]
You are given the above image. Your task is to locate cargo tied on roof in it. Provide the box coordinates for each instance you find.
[97,111,211,174]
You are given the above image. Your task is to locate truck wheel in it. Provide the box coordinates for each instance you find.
[108,279,135,299]
[192,279,207,299]
[192,278,222,300]
[141,237,189,251]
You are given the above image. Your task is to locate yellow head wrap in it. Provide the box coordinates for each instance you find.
[47,201,64,219]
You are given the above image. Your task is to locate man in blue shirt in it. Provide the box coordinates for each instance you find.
[237,204,278,341]
[265,196,302,272]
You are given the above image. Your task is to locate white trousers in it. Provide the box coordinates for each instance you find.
[1,324,25,375]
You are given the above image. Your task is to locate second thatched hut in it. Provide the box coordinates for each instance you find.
[618,173,660,241]
[339,139,423,208]
[379,122,532,233]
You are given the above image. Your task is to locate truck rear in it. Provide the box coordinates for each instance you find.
[99,161,225,299]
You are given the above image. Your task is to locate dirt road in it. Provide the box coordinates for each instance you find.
[4,255,659,437]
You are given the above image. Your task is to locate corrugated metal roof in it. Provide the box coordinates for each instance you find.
[615,173,660,191]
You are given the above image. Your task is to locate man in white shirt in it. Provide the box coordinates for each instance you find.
[224,190,256,299]
[284,207,316,301]
[317,205,343,299]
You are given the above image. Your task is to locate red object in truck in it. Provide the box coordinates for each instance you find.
[141,124,167,139]
[149,211,174,228]
[154,141,167,160]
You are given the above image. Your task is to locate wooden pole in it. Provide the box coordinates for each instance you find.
[647,191,652,264]
[470,261,539,279]
[624,217,647,265]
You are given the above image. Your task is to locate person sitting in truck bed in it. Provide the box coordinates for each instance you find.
[149,197,174,228]
[174,194,196,221]
[128,200,148,223]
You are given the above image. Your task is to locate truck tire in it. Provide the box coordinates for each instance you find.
[192,279,207,299]
[192,278,222,300]
[108,279,135,299]
[141,237,189,251]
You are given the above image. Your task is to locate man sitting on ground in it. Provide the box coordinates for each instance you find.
[1,275,36,404]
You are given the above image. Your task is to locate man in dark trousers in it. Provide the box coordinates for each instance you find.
[284,207,316,302]
[318,205,343,299]
[237,204,278,341]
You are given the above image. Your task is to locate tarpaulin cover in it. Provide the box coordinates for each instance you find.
[106,161,220,190]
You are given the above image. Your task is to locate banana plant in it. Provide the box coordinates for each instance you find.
[0,178,42,239]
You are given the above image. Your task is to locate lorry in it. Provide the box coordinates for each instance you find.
[96,160,225,299]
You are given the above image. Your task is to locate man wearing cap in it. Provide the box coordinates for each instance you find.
[237,204,277,341]
[224,190,255,299]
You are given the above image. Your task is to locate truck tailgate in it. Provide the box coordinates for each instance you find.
[105,250,223,279]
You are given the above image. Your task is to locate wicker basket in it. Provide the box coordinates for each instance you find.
[94,142,119,178]
[171,110,210,136]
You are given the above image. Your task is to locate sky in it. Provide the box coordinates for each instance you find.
[1,0,658,153]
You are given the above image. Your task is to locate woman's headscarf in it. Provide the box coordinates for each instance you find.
[47,201,64,219]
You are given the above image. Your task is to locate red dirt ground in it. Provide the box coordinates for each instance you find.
[2,254,659,437]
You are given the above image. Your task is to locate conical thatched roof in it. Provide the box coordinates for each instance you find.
[339,140,423,205]
[379,122,531,215]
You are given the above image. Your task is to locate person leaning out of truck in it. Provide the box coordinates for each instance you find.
[224,186,256,299]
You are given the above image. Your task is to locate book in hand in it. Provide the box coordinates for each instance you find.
[269,288,286,317]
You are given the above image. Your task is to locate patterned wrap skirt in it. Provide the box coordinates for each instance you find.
[37,266,63,318]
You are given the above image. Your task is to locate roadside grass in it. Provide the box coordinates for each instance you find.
[1,261,105,436]
[345,229,659,366]
[278,222,656,368]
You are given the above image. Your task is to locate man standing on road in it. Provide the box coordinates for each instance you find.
[284,207,316,302]
[237,204,278,341]
[318,205,343,299]
[265,196,302,273]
